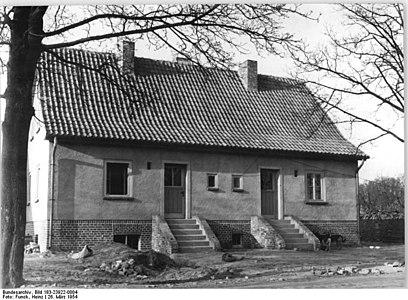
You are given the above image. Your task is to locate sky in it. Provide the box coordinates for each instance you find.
[0,2,405,182]
[126,3,405,181]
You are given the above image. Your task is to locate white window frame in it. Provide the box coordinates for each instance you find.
[305,171,325,202]
[104,160,133,199]
[232,174,243,192]
[207,173,219,191]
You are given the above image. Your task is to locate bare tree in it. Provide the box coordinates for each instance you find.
[359,176,404,220]
[0,4,310,288]
[289,4,404,144]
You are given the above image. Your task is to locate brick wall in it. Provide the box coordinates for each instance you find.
[360,219,404,243]
[207,220,256,249]
[51,220,152,251]
[302,220,359,245]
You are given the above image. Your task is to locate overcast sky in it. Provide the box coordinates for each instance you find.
[0,3,405,181]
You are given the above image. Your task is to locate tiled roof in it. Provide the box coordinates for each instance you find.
[38,48,368,159]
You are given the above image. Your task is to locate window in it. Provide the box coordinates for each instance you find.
[306,172,324,201]
[165,166,182,187]
[232,175,243,191]
[113,234,141,250]
[207,173,218,190]
[105,161,131,197]
[232,233,243,248]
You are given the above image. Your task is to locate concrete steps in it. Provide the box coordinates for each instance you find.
[267,219,313,250]
[167,219,213,253]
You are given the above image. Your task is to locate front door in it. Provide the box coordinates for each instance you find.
[261,169,279,218]
[164,164,186,218]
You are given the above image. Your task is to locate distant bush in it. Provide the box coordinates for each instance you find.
[359,176,404,220]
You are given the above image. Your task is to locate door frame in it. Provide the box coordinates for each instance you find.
[161,160,191,219]
[259,166,283,219]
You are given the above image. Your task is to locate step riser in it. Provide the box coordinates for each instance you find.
[267,220,292,224]
[172,230,202,235]
[179,247,213,253]
[274,229,300,234]
[168,224,200,230]
[280,234,305,239]
[179,241,210,247]
[166,219,197,224]
[175,235,206,241]
[271,225,296,229]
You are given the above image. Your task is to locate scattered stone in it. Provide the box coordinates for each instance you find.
[345,266,358,274]
[71,245,93,259]
[25,242,40,254]
[372,269,384,275]
[359,268,371,275]
[392,261,401,267]
[244,276,249,279]
[336,269,344,275]
[222,253,244,262]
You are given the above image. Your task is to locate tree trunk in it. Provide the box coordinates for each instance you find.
[1,6,45,288]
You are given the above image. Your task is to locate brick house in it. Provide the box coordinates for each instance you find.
[26,42,368,253]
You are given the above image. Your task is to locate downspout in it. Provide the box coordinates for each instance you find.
[355,159,366,244]
[48,136,57,249]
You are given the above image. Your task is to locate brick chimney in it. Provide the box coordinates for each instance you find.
[122,40,135,72]
[173,56,194,66]
[238,60,258,91]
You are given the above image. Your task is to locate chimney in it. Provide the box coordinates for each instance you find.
[122,40,135,72]
[173,56,194,66]
[238,60,258,91]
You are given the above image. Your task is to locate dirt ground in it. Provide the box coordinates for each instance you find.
[21,243,405,289]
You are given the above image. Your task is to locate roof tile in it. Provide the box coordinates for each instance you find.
[38,48,368,159]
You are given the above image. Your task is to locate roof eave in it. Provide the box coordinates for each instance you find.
[46,134,369,161]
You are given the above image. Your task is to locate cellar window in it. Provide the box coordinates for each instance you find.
[231,233,243,248]
[113,234,141,250]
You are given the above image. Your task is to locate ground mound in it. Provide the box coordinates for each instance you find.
[70,242,178,276]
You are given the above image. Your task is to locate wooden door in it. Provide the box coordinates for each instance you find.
[261,169,279,218]
[164,164,186,218]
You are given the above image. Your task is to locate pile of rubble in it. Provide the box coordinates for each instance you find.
[99,258,151,278]
[384,261,405,267]
[25,242,40,254]
[69,243,178,278]
[312,266,382,276]
[312,260,404,277]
